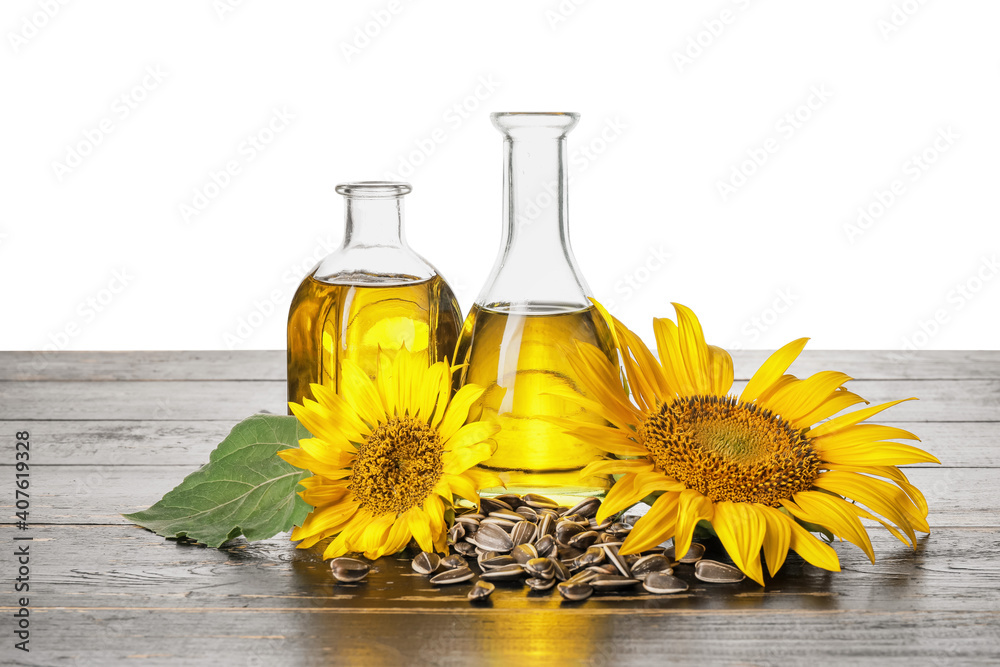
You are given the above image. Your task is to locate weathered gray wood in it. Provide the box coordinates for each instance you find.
[0,381,287,421]
[3,525,995,612]
[10,466,988,528]
[6,607,996,666]
[3,420,983,467]
[1,525,998,666]
[4,350,998,381]
[2,378,997,421]
[0,350,286,381]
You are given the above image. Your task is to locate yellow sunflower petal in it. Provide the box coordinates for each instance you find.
[706,344,735,397]
[437,384,487,440]
[307,384,371,439]
[784,491,875,563]
[820,442,940,466]
[808,398,916,438]
[620,492,680,555]
[795,389,868,428]
[581,458,654,478]
[406,506,434,553]
[813,471,924,542]
[813,424,921,450]
[672,489,715,563]
[444,421,501,452]
[762,371,852,427]
[672,303,713,396]
[443,441,494,474]
[740,337,809,403]
[290,400,359,451]
[785,517,841,572]
[712,501,766,586]
[340,359,386,427]
[756,505,793,577]
[442,473,481,507]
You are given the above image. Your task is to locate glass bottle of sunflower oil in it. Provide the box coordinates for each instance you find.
[454,113,618,503]
[287,182,462,408]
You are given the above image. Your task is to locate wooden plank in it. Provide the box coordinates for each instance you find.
[3,420,984,468]
[2,525,997,612]
[0,381,287,421]
[6,608,996,666]
[2,378,998,421]
[5,466,990,528]
[3,350,999,381]
[0,350,285,381]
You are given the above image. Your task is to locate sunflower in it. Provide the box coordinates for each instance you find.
[561,302,938,585]
[278,350,501,560]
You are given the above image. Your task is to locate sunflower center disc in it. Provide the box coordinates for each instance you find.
[640,395,821,506]
[350,416,443,516]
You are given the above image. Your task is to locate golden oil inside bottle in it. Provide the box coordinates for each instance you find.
[287,272,461,407]
[454,303,618,503]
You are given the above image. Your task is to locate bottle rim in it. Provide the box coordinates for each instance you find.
[335,181,412,198]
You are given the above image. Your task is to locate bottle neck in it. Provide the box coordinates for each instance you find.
[476,121,592,312]
[502,134,571,262]
[343,197,405,249]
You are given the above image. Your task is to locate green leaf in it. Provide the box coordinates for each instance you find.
[123,414,314,547]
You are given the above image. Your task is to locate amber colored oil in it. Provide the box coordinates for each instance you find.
[287,273,462,408]
[454,303,618,502]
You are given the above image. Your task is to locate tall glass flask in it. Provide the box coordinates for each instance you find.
[455,113,617,500]
[287,182,462,408]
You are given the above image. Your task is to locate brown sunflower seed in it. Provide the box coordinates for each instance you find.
[526,576,557,591]
[489,510,524,523]
[550,557,571,582]
[480,497,513,514]
[511,543,539,564]
[511,521,537,546]
[522,493,559,509]
[493,493,523,509]
[524,557,556,579]
[537,514,555,539]
[479,563,525,581]
[411,551,441,575]
[601,544,631,577]
[515,506,539,521]
[454,541,478,556]
[480,517,516,530]
[590,575,640,591]
[578,546,605,567]
[448,523,465,545]
[566,497,601,519]
[568,530,600,550]
[468,580,495,600]
[479,555,517,570]
[441,554,466,570]
[694,559,745,583]
[566,569,600,584]
[430,567,476,585]
[535,535,557,558]
[665,542,706,564]
[555,521,585,545]
[330,557,370,583]
[557,582,593,601]
[643,572,689,594]
[474,523,514,552]
[630,554,672,576]
[606,522,633,537]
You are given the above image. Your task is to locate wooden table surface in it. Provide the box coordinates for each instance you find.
[1,350,998,666]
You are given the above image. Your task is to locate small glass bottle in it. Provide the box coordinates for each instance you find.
[287,182,462,408]
[455,113,618,501]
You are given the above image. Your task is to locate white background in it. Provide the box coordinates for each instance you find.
[2,0,998,353]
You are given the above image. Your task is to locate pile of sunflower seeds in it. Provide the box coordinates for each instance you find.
[329,493,746,602]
